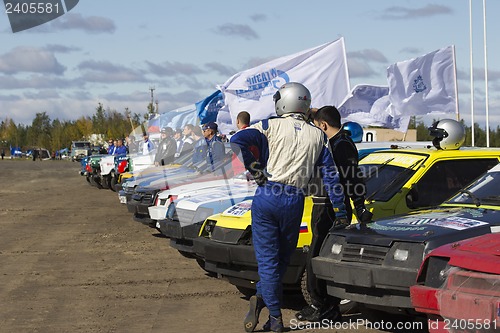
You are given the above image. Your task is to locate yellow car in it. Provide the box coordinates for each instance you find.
[192,146,500,311]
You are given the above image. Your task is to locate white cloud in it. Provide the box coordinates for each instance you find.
[0,46,65,75]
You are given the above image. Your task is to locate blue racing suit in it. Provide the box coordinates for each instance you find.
[231,113,346,317]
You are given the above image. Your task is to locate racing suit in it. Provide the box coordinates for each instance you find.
[192,135,225,169]
[231,113,347,318]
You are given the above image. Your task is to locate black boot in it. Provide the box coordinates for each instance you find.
[243,295,266,332]
[262,315,284,332]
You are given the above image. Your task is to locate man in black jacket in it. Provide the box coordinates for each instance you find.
[295,105,372,322]
[154,127,177,166]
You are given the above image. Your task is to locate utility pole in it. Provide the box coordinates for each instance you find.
[149,85,156,116]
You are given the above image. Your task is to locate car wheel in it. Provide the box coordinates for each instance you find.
[110,175,118,192]
[101,175,111,189]
[301,269,358,314]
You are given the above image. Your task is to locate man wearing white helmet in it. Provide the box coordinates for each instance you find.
[231,82,347,332]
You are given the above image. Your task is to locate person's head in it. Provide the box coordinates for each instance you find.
[160,127,173,139]
[108,139,114,146]
[174,128,182,140]
[312,105,342,137]
[236,111,250,129]
[202,122,218,139]
[313,106,341,129]
[273,82,311,116]
[183,124,194,137]
[192,126,203,139]
[143,133,149,141]
[117,139,124,146]
[113,139,118,146]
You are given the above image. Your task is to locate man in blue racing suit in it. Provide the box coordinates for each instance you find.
[231,82,347,332]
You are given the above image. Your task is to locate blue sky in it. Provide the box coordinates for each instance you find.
[1,0,499,129]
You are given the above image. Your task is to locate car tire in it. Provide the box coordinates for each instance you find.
[101,175,111,189]
[110,175,118,192]
[300,269,358,314]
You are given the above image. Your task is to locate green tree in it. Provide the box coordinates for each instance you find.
[27,112,52,148]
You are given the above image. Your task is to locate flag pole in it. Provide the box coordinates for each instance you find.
[483,0,490,147]
[469,0,475,146]
[452,45,460,122]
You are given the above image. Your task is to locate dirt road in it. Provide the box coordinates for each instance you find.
[0,160,425,333]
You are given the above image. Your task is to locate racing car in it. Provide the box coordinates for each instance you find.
[410,233,500,333]
[152,173,257,259]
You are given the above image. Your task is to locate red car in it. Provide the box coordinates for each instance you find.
[410,233,500,333]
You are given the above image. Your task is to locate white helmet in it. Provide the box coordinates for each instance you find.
[428,119,465,150]
[273,82,311,116]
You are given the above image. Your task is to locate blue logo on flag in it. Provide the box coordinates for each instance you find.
[412,75,427,93]
[236,69,289,101]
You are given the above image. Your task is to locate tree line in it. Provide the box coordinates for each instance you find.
[0,103,150,153]
[1,104,499,154]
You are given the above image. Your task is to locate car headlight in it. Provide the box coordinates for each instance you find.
[385,242,424,268]
[393,249,409,261]
[320,234,346,259]
[200,219,217,238]
[420,256,451,288]
[331,243,343,255]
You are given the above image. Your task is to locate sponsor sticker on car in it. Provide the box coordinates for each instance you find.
[425,217,488,230]
[223,201,252,216]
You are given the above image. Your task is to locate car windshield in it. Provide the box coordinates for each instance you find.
[73,142,91,148]
[447,170,500,207]
[360,163,417,202]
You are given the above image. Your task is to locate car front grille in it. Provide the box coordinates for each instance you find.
[341,244,389,265]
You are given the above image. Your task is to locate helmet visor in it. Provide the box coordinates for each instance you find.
[428,126,448,139]
[272,91,281,104]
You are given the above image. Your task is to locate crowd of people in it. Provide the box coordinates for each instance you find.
[104,122,229,170]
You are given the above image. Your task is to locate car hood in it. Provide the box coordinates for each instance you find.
[332,206,500,247]
[176,183,257,211]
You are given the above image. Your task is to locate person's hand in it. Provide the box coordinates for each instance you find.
[330,217,349,231]
[355,205,373,223]
[249,161,268,186]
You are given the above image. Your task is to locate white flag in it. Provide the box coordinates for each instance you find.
[338,85,412,132]
[217,38,350,130]
[387,45,457,118]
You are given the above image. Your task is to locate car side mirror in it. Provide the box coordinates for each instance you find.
[406,186,419,209]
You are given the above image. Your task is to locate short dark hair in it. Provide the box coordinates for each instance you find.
[237,111,250,126]
[312,105,341,129]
